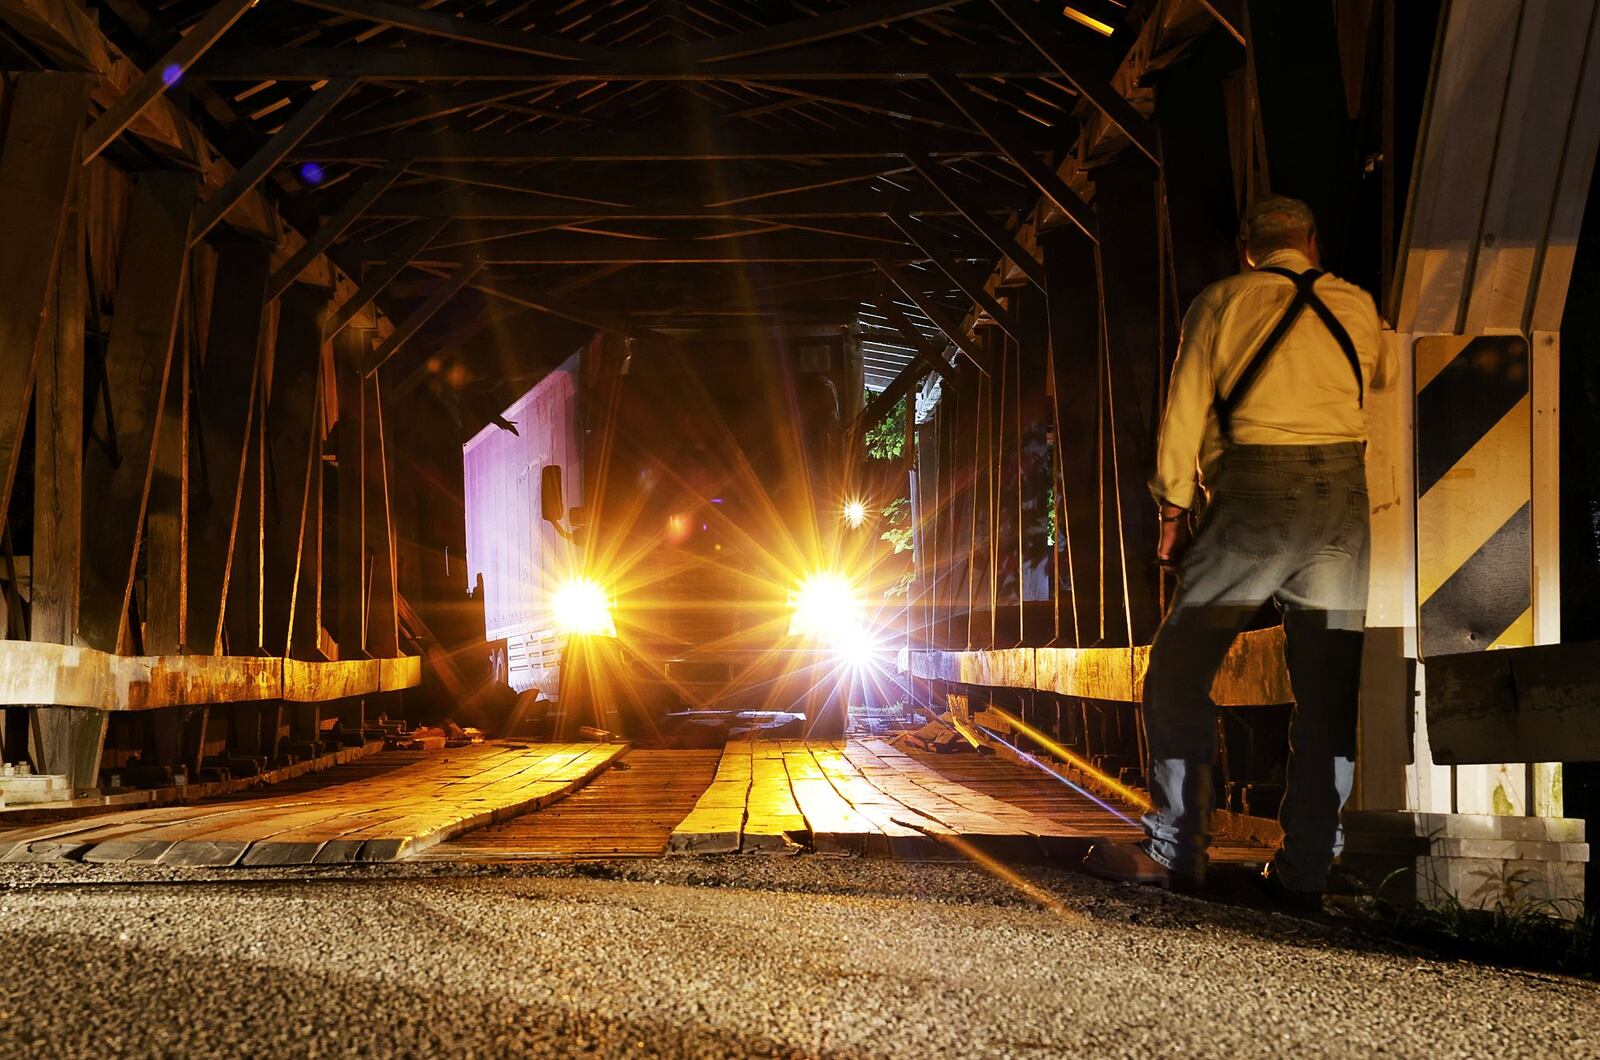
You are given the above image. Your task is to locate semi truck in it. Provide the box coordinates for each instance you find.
[462,327,876,741]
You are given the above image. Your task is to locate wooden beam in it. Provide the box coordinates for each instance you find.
[144,313,189,655]
[686,0,965,62]
[907,154,1046,291]
[362,187,1017,220]
[990,0,1162,165]
[281,286,328,659]
[81,0,256,164]
[266,160,409,301]
[346,233,918,265]
[291,0,614,62]
[78,174,194,653]
[0,73,88,543]
[28,174,104,791]
[193,43,1059,82]
[332,329,367,660]
[874,294,959,386]
[190,77,357,246]
[363,372,398,656]
[294,125,1037,163]
[886,212,1019,339]
[875,261,987,372]
[189,242,273,655]
[324,217,450,340]
[0,641,420,710]
[265,289,327,657]
[364,261,483,374]
[1427,641,1600,764]
[931,77,1098,242]
[306,86,586,144]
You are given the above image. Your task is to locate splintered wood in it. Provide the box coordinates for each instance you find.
[669,739,1113,861]
[0,742,624,866]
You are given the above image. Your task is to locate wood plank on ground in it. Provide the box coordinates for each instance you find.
[0,742,623,866]
[424,749,721,860]
[740,741,807,852]
[667,741,752,854]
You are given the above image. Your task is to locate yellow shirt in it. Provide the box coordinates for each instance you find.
[1150,249,1391,509]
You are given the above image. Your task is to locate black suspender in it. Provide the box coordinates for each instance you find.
[1213,266,1364,442]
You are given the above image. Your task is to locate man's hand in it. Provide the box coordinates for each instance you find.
[1156,503,1193,570]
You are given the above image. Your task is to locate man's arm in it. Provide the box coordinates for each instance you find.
[1148,293,1219,512]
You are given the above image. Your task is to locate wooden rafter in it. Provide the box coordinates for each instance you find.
[907,154,1045,290]
[931,76,1097,241]
[192,42,1058,81]
[324,216,450,339]
[266,159,409,300]
[191,78,358,246]
[886,211,1018,338]
[291,0,615,62]
[82,0,258,163]
[990,0,1162,165]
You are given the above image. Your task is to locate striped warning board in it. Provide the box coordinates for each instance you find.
[1414,335,1531,658]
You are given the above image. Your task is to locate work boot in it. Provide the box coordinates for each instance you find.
[1081,839,1203,894]
[1259,862,1324,915]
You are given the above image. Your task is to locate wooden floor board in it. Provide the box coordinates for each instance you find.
[0,743,627,866]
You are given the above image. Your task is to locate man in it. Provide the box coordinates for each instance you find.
[1083,196,1392,909]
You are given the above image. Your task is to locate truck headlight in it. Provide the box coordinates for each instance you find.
[552,577,617,637]
[788,572,862,639]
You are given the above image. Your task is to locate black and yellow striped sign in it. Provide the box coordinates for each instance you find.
[1414,335,1531,658]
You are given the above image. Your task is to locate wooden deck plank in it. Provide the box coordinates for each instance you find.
[426,749,720,860]
[2,742,625,866]
[668,742,754,854]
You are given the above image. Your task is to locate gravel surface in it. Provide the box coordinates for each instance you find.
[0,857,1593,1058]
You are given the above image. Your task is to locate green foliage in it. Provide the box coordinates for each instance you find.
[864,392,906,462]
[880,496,913,554]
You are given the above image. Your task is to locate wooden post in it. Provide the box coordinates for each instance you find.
[28,172,106,790]
[1094,155,1165,646]
[1042,230,1101,647]
[265,285,329,655]
[364,371,399,657]
[145,305,190,654]
[332,327,368,660]
[189,241,273,655]
[1014,287,1054,645]
[79,173,195,654]
[223,378,266,656]
[0,72,89,542]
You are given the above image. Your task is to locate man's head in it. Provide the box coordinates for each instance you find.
[1239,195,1319,267]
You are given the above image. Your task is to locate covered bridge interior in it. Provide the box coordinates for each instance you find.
[1,0,1599,910]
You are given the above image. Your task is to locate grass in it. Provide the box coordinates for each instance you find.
[1345,871,1599,979]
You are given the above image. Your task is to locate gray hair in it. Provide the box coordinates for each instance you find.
[1240,195,1317,259]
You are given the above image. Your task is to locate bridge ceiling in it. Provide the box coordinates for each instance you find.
[91,0,1144,380]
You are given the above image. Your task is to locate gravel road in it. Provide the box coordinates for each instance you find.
[0,858,1592,1058]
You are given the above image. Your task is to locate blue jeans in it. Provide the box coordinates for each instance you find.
[1142,443,1369,890]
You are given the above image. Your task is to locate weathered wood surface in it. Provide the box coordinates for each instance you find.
[0,72,88,539]
[0,742,624,866]
[78,172,194,653]
[907,626,1293,706]
[1427,642,1600,765]
[424,749,721,860]
[0,642,419,710]
[670,739,1130,861]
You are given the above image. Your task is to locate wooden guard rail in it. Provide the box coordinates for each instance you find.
[904,626,1292,706]
[0,643,420,711]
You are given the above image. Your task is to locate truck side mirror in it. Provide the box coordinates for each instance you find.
[540,464,565,525]
[568,505,590,527]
